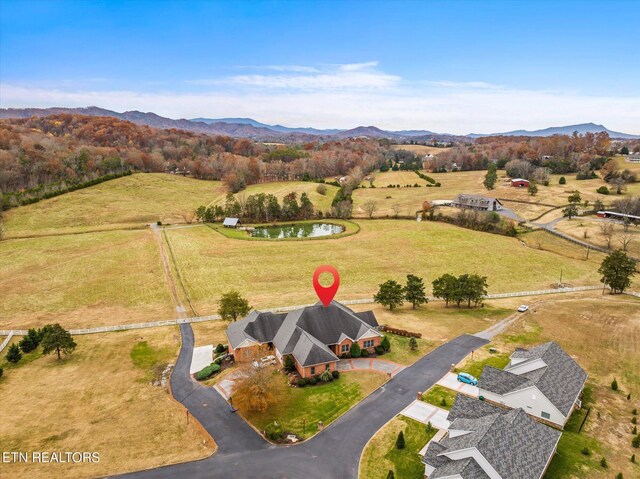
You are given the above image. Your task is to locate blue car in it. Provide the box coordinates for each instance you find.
[457,372,478,386]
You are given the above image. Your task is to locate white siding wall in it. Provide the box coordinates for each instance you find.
[479,386,566,426]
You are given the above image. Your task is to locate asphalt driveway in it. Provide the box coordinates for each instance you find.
[110,324,487,479]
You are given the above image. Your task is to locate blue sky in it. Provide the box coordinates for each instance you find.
[1,0,639,134]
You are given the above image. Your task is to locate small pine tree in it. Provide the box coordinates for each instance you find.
[632,426,637,435]
[0,367,3,379]
[615,473,623,479]
[350,342,361,358]
[612,378,619,391]
[19,328,41,353]
[632,417,637,425]
[283,355,295,373]
[581,447,591,456]
[628,393,632,400]
[600,457,608,468]
[6,343,22,363]
[633,408,637,415]
[409,337,418,351]
[396,431,405,449]
[633,434,640,448]
[381,335,391,352]
[386,471,395,479]
[631,453,636,463]
[440,397,447,407]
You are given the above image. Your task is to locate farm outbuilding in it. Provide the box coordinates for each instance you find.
[223,217,240,228]
[511,178,530,188]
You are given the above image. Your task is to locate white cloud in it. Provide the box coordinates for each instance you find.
[1,62,639,135]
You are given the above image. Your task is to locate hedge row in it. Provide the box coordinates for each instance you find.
[195,362,221,381]
[380,325,422,338]
[415,170,437,184]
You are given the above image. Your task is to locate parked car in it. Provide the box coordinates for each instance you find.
[457,372,478,386]
[517,305,529,312]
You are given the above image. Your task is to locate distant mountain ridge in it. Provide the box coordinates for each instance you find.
[1,107,637,140]
[469,122,638,139]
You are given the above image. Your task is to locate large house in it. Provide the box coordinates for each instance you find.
[423,394,561,479]
[478,341,587,427]
[226,301,382,378]
[452,194,503,212]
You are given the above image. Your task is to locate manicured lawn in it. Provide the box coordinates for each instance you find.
[380,334,433,365]
[236,370,387,439]
[456,348,510,378]
[359,415,436,479]
[0,327,212,479]
[0,229,174,329]
[422,385,457,410]
[166,219,602,315]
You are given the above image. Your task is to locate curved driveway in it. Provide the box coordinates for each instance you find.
[111,324,488,479]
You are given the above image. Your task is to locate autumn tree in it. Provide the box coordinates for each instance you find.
[232,347,276,413]
[600,223,615,249]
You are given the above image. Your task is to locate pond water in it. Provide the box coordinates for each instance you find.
[249,223,344,239]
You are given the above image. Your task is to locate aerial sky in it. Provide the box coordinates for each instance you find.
[1,0,639,134]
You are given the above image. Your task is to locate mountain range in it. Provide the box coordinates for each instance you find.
[1,107,637,140]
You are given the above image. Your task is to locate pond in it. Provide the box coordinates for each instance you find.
[249,223,345,239]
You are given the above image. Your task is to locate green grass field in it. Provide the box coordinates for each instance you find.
[237,369,386,439]
[359,415,436,479]
[3,173,225,237]
[165,219,602,315]
[0,229,174,329]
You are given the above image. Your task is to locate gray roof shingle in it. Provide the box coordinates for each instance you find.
[479,341,587,416]
[228,301,379,368]
[424,406,561,479]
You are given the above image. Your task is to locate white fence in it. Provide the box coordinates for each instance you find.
[0,332,14,353]
[1,285,632,337]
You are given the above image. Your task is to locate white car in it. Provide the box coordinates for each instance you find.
[517,305,529,312]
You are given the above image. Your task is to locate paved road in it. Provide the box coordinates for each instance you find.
[111,325,487,479]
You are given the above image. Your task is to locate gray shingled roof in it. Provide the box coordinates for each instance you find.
[507,342,588,416]
[424,406,561,479]
[478,365,533,394]
[226,311,286,349]
[479,341,587,416]
[447,393,505,421]
[229,301,379,368]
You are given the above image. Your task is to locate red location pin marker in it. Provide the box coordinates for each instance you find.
[313,265,340,307]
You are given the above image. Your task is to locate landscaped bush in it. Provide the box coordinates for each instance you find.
[308,376,318,385]
[380,326,421,338]
[361,349,369,358]
[319,370,333,382]
[381,335,391,352]
[195,363,221,381]
[215,343,226,354]
[350,342,361,358]
[375,346,385,355]
[265,422,284,441]
[332,370,340,379]
[297,378,308,387]
[559,176,566,184]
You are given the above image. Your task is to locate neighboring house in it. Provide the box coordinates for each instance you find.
[226,301,382,378]
[423,394,561,479]
[626,153,640,163]
[452,194,503,212]
[223,217,240,228]
[478,341,587,427]
[511,178,530,187]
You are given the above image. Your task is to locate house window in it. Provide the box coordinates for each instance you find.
[310,366,315,375]
[341,344,350,353]
[363,340,374,348]
[541,411,551,419]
